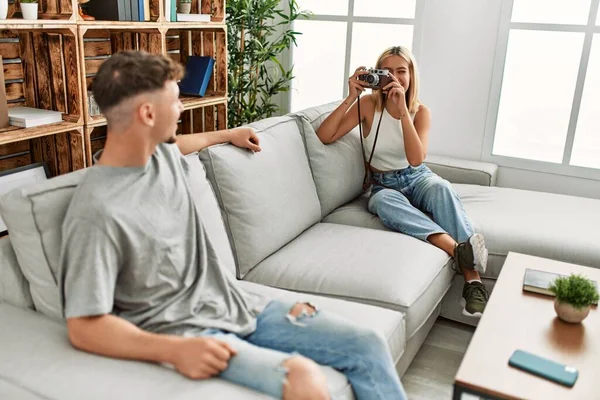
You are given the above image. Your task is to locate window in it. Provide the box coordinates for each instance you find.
[484,0,600,178]
[290,0,420,112]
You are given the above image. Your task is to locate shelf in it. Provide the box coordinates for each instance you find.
[180,94,227,111]
[0,121,82,146]
[84,95,227,128]
[0,19,76,29]
[164,21,226,30]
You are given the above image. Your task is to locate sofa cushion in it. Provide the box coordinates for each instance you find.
[293,102,365,217]
[244,223,453,339]
[238,280,406,366]
[0,153,237,319]
[0,275,407,400]
[0,170,86,319]
[454,184,600,278]
[425,155,498,187]
[0,237,34,310]
[199,116,321,279]
[322,192,389,231]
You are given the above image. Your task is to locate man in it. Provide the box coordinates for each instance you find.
[59,51,407,400]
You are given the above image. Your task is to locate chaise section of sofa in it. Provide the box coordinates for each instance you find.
[292,100,600,327]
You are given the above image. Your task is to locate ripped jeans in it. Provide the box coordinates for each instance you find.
[200,300,407,400]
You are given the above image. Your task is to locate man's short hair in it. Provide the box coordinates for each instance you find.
[92,50,184,114]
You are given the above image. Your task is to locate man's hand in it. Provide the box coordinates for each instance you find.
[229,127,261,152]
[170,336,237,379]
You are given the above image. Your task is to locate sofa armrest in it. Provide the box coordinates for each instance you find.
[425,155,498,187]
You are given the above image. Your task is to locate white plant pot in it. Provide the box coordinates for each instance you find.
[0,0,8,20]
[554,299,590,324]
[21,2,38,20]
[178,2,191,14]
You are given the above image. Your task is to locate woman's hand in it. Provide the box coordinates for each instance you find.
[347,67,369,101]
[382,74,408,116]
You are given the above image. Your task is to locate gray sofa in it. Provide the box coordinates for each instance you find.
[1,100,599,399]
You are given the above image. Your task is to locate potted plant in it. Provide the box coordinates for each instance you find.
[178,0,192,14]
[550,274,599,323]
[20,0,38,20]
[227,0,311,127]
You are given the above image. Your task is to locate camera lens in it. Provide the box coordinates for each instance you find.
[367,74,379,85]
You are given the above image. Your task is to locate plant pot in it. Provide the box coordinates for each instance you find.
[554,299,590,324]
[178,2,191,14]
[21,2,38,20]
[0,0,8,20]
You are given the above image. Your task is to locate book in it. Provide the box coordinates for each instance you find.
[176,13,211,22]
[523,268,598,305]
[0,56,9,129]
[164,0,171,22]
[171,0,177,22]
[8,107,62,128]
[178,56,215,97]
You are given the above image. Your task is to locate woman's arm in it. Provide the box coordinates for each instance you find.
[401,105,430,166]
[317,95,372,144]
[384,77,431,166]
[317,67,370,144]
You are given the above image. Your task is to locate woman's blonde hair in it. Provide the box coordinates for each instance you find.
[373,46,420,114]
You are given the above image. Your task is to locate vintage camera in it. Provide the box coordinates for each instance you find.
[357,68,393,90]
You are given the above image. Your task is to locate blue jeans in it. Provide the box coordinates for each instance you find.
[368,164,474,243]
[201,300,407,400]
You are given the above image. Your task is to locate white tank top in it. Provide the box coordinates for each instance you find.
[362,108,414,171]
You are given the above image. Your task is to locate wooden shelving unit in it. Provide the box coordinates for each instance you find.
[1,0,228,176]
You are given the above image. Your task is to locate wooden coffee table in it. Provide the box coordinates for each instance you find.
[453,252,599,400]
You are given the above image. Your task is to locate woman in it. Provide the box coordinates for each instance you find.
[317,46,489,318]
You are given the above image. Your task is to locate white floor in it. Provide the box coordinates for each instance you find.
[401,317,476,399]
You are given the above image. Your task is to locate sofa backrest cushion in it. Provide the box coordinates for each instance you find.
[0,237,34,310]
[0,169,86,319]
[199,115,321,279]
[293,101,364,217]
[0,153,237,320]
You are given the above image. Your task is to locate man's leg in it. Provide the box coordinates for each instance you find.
[200,330,330,400]
[245,301,408,400]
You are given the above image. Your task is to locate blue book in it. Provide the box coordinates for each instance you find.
[138,0,144,20]
[178,56,215,97]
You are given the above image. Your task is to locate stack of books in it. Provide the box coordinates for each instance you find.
[8,107,63,128]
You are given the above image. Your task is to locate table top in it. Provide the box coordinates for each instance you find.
[454,252,600,400]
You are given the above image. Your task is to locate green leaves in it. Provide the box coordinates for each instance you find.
[549,274,600,309]
[227,0,309,127]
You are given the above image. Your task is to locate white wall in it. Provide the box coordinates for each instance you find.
[418,0,600,199]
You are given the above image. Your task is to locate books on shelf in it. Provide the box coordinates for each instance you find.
[176,13,211,22]
[178,56,215,97]
[87,0,152,22]
[8,107,63,128]
[523,268,599,305]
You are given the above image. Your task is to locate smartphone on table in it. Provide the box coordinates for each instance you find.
[508,349,578,387]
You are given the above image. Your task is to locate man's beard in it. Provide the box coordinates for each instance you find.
[165,135,177,144]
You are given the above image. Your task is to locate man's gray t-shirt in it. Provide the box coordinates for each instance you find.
[59,143,263,336]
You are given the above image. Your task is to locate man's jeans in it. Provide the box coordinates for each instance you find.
[201,300,407,399]
[368,164,474,243]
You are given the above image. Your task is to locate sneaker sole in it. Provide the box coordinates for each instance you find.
[469,233,488,274]
[460,298,483,318]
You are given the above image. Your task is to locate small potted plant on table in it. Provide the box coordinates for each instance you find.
[550,274,599,323]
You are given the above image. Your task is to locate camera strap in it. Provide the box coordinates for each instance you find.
[357,94,385,191]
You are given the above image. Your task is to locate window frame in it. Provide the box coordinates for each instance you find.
[287,0,426,112]
[482,0,600,181]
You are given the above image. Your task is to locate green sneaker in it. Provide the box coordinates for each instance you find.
[454,233,488,274]
[461,281,489,318]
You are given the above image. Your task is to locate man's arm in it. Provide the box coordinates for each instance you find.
[68,314,237,379]
[176,127,261,155]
